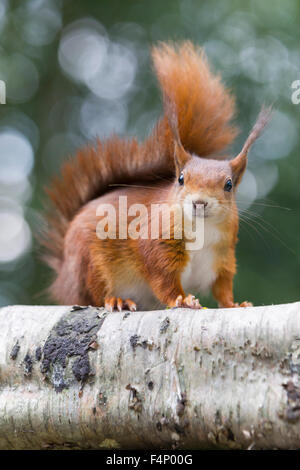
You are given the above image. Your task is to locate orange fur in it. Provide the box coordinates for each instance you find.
[41,41,271,309]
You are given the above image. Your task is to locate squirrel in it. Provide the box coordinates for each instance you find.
[42,41,272,311]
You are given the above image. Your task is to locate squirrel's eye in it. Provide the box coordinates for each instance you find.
[178,172,184,185]
[224,179,233,192]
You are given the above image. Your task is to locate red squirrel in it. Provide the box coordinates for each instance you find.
[42,42,272,311]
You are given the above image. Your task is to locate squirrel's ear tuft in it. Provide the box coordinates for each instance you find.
[230,105,273,186]
[164,93,191,175]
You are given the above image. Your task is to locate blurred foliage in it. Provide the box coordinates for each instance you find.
[0,0,299,307]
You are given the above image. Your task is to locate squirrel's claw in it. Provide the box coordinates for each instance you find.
[174,294,202,309]
[125,299,137,311]
[117,298,123,312]
[105,297,137,312]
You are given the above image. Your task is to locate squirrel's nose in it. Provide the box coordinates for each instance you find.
[193,199,208,208]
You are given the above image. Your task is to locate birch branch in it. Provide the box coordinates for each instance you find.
[0,302,300,449]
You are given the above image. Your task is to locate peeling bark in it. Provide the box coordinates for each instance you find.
[0,302,300,449]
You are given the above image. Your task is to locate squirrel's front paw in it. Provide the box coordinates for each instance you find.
[105,297,137,312]
[174,294,202,309]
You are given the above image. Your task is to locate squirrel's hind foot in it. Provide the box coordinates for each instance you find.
[105,297,137,312]
[237,301,253,308]
[222,300,253,308]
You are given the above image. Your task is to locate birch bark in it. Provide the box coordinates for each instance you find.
[0,302,299,449]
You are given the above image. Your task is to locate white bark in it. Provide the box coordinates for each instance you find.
[0,302,300,449]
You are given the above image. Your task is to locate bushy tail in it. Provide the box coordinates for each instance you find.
[151,41,238,158]
[41,136,171,272]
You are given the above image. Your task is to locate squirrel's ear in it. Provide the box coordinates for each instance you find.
[174,141,190,176]
[230,150,247,187]
[164,93,191,175]
[230,105,273,186]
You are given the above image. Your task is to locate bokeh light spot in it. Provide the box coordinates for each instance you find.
[0,207,32,263]
[0,129,34,185]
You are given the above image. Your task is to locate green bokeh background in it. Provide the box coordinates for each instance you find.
[0,0,299,307]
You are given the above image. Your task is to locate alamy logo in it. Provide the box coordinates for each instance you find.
[0,80,6,104]
[291,80,300,104]
[95,196,205,251]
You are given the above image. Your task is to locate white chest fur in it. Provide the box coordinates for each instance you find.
[181,220,221,295]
